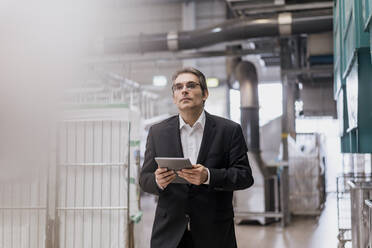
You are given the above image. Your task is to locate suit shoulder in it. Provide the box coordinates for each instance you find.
[209,114,240,129]
[149,115,178,132]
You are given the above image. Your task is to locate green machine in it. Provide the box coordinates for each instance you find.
[334,0,372,153]
[362,0,372,61]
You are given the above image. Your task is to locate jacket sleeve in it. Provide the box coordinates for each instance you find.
[139,127,162,195]
[208,124,254,191]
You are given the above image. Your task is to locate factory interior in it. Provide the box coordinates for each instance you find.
[1,0,372,247]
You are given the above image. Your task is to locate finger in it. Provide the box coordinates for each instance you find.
[160,176,175,184]
[156,169,172,177]
[162,174,176,185]
[180,169,196,174]
[166,173,176,181]
[177,171,188,177]
[158,170,175,180]
[177,174,192,184]
[178,172,195,181]
[155,167,168,174]
[163,170,175,176]
[176,172,187,179]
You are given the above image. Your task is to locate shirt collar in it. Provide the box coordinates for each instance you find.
[179,110,206,130]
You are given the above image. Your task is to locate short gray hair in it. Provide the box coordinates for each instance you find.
[171,67,208,96]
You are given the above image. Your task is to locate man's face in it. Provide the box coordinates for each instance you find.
[172,72,208,112]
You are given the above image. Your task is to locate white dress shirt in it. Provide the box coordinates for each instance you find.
[179,110,210,184]
[156,111,210,189]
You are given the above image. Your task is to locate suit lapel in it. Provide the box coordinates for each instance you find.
[196,112,216,165]
[166,116,184,157]
[166,116,188,191]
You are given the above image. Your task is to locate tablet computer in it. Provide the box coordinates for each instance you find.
[154,157,192,184]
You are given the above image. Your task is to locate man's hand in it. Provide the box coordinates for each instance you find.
[155,167,176,189]
[177,164,208,185]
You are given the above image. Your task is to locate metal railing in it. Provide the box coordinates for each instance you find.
[337,174,372,248]
[365,199,372,248]
[55,119,133,248]
[0,172,48,248]
[0,118,137,248]
[348,180,372,248]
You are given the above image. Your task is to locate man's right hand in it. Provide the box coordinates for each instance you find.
[155,167,176,189]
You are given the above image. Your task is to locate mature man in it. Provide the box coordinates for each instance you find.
[139,67,254,248]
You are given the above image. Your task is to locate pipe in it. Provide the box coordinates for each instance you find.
[234,61,270,179]
[105,9,332,54]
[235,62,260,153]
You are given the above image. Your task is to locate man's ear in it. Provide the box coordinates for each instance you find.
[202,89,209,101]
[172,93,177,105]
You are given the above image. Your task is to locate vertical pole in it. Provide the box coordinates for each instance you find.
[127,123,131,248]
[100,121,104,248]
[119,121,122,247]
[28,181,32,248]
[182,0,196,68]
[1,186,4,248]
[73,122,78,248]
[82,122,86,248]
[45,139,52,248]
[53,123,61,248]
[90,121,95,248]
[20,185,22,248]
[11,184,13,248]
[37,175,41,248]
[64,123,69,248]
[280,165,290,226]
[280,37,298,161]
[109,121,113,248]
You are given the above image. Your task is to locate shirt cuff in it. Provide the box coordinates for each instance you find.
[203,168,210,185]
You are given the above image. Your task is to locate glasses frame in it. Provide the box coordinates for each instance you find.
[172,81,201,92]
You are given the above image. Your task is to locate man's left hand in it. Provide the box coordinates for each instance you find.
[177,164,208,185]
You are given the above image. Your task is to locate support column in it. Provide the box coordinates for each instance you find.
[280,38,297,161]
[182,1,197,68]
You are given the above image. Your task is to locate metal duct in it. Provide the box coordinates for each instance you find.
[235,62,260,153]
[105,9,332,54]
[234,61,270,179]
[233,61,276,224]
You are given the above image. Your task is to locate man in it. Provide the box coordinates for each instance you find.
[139,67,254,248]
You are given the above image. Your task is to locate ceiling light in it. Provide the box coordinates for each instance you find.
[207,78,219,88]
[153,75,167,87]
[212,27,222,33]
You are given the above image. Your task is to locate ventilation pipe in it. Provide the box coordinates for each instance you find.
[232,60,289,225]
[236,62,260,149]
[234,61,271,175]
[105,9,332,54]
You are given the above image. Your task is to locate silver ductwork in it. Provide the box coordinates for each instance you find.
[235,62,260,153]
[233,61,272,224]
[104,9,332,54]
[232,61,289,226]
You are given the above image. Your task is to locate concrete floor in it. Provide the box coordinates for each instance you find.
[135,193,339,248]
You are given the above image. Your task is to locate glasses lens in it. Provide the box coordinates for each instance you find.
[186,82,197,89]
[174,83,183,91]
[172,82,199,91]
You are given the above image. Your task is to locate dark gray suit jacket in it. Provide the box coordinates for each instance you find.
[139,112,254,248]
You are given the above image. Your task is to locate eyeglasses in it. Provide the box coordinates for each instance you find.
[172,81,201,92]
